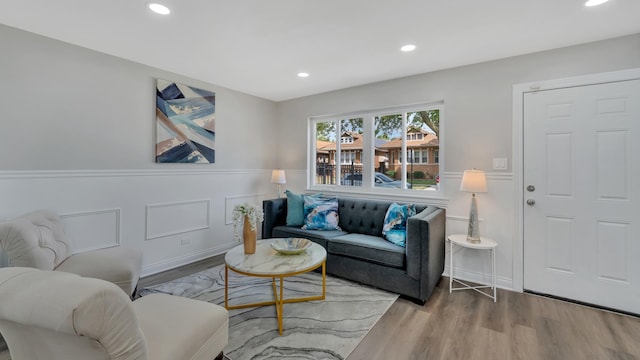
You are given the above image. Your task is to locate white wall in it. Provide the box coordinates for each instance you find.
[276,33,640,290]
[3,23,640,287]
[0,25,279,275]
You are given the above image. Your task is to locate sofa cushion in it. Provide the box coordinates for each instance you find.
[133,293,228,360]
[382,202,417,247]
[271,226,347,249]
[328,233,405,269]
[284,191,323,226]
[302,197,340,231]
[55,246,143,296]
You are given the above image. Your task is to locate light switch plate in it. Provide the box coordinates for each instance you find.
[493,158,508,170]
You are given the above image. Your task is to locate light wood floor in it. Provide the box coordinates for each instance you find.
[140,257,640,360]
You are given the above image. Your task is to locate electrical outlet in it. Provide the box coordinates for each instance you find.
[180,239,191,246]
[493,158,508,170]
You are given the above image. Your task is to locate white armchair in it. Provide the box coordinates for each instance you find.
[0,210,142,296]
[0,267,228,360]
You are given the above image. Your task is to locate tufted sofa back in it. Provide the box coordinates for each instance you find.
[0,210,71,269]
[338,198,426,237]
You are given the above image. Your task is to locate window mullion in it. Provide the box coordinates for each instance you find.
[362,115,373,189]
[401,112,407,187]
[336,119,341,184]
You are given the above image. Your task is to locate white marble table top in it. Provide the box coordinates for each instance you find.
[225,238,327,276]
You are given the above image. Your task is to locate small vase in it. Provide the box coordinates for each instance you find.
[243,215,257,254]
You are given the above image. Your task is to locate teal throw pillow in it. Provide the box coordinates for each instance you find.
[302,197,340,231]
[382,202,417,247]
[285,190,322,227]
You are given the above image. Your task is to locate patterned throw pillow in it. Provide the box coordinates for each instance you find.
[382,202,417,247]
[302,197,340,231]
[285,190,322,226]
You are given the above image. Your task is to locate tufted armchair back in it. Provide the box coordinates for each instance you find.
[0,210,71,269]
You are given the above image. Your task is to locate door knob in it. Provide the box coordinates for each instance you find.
[526,199,536,206]
[527,185,535,192]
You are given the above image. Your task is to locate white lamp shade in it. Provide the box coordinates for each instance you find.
[460,169,487,193]
[271,169,286,184]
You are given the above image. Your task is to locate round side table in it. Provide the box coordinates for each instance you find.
[224,239,327,335]
[448,234,497,302]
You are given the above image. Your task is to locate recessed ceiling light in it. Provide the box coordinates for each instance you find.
[585,0,609,6]
[297,72,310,78]
[148,3,171,15]
[400,44,416,52]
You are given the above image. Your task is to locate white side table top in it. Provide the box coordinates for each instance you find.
[448,234,497,250]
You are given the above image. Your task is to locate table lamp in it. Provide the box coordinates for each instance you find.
[460,169,487,243]
[271,169,286,198]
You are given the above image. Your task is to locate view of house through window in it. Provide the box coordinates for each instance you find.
[311,104,441,192]
[315,121,337,185]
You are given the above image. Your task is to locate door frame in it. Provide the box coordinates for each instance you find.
[511,68,640,292]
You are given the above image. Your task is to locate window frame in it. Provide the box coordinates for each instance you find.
[307,102,444,197]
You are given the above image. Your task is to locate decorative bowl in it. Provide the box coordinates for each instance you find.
[270,238,312,255]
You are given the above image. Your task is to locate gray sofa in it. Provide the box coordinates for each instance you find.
[262,197,446,303]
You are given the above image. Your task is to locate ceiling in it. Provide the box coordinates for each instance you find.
[2,0,639,101]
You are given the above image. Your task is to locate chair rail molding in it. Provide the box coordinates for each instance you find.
[0,168,271,179]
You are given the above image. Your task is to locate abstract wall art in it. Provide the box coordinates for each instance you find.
[156,79,216,163]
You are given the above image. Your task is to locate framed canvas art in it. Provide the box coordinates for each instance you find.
[156,79,216,163]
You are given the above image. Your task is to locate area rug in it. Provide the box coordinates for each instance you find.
[139,264,398,360]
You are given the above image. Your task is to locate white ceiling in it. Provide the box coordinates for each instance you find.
[2,0,639,101]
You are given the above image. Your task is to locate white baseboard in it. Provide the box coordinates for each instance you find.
[141,243,236,277]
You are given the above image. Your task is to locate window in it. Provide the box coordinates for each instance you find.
[340,151,356,164]
[412,149,420,164]
[309,103,442,193]
[314,121,337,185]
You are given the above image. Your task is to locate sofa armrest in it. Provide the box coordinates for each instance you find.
[406,207,446,299]
[0,267,147,359]
[262,198,287,238]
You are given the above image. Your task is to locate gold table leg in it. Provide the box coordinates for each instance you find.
[224,265,228,308]
[225,260,327,335]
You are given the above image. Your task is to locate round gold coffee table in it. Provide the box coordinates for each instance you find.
[224,238,327,335]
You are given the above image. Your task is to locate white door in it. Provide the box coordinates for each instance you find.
[523,79,640,315]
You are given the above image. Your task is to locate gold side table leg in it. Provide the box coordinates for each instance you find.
[224,265,229,309]
[271,277,283,335]
[322,260,326,299]
[279,276,284,335]
[226,259,327,336]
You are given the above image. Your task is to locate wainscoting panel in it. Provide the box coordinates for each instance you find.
[225,194,266,225]
[442,172,515,290]
[60,208,120,253]
[146,199,210,240]
[0,169,276,277]
[445,215,483,236]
